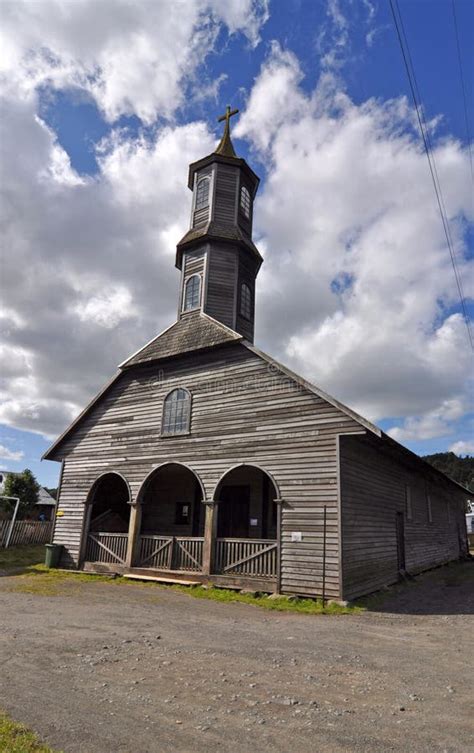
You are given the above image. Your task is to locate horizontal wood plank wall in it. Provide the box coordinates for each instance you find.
[51,344,364,597]
[205,246,237,329]
[214,165,238,225]
[339,435,468,600]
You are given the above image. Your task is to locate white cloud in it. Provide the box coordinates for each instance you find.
[0,93,216,437]
[0,444,24,462]
[0,0,268,122]
[449,440,474,457]
[387,398,466,442]
[75,286,136,329]
[237,44,473,427]
[0,9,472,454]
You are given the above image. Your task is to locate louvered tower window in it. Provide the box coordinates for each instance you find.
[162,388,191,435]
[240,283,252,319]
[195,177,210,210]
[183,274,201,311]
[240,185,251,218]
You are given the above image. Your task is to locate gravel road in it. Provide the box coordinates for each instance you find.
[0,562,472,753]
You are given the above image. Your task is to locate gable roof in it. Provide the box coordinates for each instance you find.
[42,313,243,460]
[41,312,473,497]
[120,311,243,368]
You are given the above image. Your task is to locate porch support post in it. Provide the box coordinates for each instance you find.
[202,499,218,575]
[274,498,284,594]
[125,504,142,568]
[78,503,93,569]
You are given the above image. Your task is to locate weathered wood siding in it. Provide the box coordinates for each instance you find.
[340,435,468,600]
[236,255,256,342]
[205,245,237,329]
[51,344,363,597]
[213,164,238,225]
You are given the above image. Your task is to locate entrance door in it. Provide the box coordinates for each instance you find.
[218,485,250,537]
[396,512,406,572]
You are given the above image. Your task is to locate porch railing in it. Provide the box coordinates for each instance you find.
[84,532,128,564]
[215,538,277,578]
[137,535,204,572]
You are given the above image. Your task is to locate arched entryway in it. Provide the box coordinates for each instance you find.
[213,465,279,580]
[134,463,205,572]
[83,472,131,566]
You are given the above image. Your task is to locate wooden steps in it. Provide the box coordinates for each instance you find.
[123,573,199,586]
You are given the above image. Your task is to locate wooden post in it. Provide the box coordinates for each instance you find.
[125,504,142,568]
[78,503,93,569]
[202,500,218,575]
[275,498,283,594]
[322,505,327,606]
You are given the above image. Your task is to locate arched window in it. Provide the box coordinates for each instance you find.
[195,176,210,211]
[162,388,191,435]
[183,274,201,311]
[240,185,251,218]
[240,283,252,319]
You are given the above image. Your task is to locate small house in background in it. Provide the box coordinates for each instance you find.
[0,471,56,521]
[43,110,470,601]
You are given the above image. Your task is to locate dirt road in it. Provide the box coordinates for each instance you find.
[0,562,472,753]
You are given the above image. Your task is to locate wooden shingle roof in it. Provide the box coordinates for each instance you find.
[120,311,243,368]
[176,221,262,270]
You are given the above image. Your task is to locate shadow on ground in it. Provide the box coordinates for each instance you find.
[360,559,474,616]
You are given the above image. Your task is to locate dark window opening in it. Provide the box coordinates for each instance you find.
[175,502,191,525]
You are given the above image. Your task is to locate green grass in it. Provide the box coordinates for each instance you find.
[0,545,362,613]
[0,544,46,571]
[166,583,361,614]
[0,711,62,753]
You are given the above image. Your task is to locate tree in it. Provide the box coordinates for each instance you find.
[3,469,40,516]
[422,453,474,492]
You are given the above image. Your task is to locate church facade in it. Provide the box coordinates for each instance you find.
[44,111,469,601]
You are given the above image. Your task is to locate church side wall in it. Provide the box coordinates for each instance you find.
[340,435,468,601]
[52,344,364,598]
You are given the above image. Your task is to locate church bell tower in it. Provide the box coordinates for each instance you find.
[176,107,262,342]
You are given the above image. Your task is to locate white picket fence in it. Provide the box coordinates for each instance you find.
[0,519,54,548]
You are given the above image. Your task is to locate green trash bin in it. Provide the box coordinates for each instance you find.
[45,544,63,569]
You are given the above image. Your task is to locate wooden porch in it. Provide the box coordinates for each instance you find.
[83,531,278,591]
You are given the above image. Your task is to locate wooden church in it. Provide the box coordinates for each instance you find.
[44,109,469,601]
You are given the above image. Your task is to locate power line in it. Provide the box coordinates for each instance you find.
[451,0,474,187]
[389,0,473,351]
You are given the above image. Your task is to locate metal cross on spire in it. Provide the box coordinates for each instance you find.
[215,105,239,158]
[218,105,239,127]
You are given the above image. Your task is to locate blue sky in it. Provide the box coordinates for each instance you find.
[0,0,472,488]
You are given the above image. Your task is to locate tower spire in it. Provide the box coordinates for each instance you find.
[215,105,239,157]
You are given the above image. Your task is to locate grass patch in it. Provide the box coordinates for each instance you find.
[0,545,46,571]
[0,711,62,753]
[3,563,362,613]
[0,546,362,613]
[165,584,362,614]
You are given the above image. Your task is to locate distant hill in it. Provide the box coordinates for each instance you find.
[422,452,474,492]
